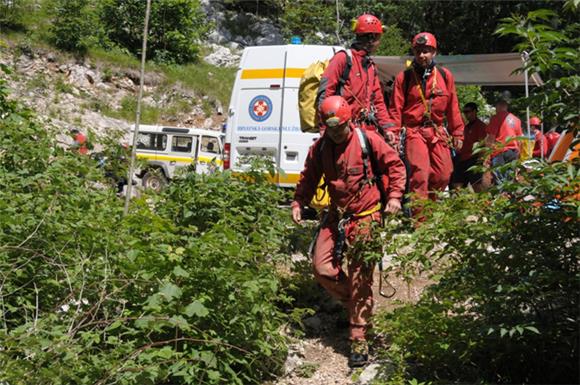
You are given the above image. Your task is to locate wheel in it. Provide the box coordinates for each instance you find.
[142,169,167,192]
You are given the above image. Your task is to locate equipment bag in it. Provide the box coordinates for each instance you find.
[298,49,352,133]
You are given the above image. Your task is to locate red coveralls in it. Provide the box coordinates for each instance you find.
[458,118,487,162]
[545,131,561,157]
[291,125,406,341]
[486,111,522,158]
[386,65,464,199]
[317,48,391,134]
[532,128,549,158]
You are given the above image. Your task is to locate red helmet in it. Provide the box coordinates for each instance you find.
[412,32,437,49]
[530,116,541,126]
[353,14,383,35]
[320,96,351,127]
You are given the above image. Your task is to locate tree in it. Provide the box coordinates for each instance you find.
[100,0,210,64]
[496,4,579,128]
[47,0,99,54]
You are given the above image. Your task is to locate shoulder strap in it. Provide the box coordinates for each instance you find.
[337,49,352,96]
[356,127,388,206]
[355,127,370,181]
[436,65,448,86]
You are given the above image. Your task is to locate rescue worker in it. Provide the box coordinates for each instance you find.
[385,32,464,204]
[70,129,89,155]
[485,98,522,184]
[451,102,487,190]
[317,14,391,135]
[530,116,549,158]
[544,128,561,159]
[291,96,406,367]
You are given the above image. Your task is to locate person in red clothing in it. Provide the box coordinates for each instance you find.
[70,129,89,155]
[451,102,487,190]
[530,116,549,158]
[291,96,406,367]
[544,129,561,158]
[317,14,391,135]
[385,32,464,203]
[485,98,522,184]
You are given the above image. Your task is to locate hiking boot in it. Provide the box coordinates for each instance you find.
[348,340,369,368]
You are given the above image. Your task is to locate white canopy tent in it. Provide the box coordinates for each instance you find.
[373,52,542,86]
[372,52,543,139]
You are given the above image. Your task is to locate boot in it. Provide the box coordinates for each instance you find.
[348,339,369,368]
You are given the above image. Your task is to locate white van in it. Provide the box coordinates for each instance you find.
[134,125,224,190]
[224,44,340,187]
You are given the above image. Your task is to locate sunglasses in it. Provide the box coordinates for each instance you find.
[462,109,474,114]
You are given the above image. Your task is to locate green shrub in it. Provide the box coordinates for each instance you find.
[373,160,579,384]
[0,75,291,384]
[47,0,99,54]
[99,0,210,64]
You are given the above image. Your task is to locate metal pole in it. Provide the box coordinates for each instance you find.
[522,51,531,138]
[124,0,152,215]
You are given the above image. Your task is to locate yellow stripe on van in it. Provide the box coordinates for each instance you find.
[137,153,223,166]
[240,68,305,80]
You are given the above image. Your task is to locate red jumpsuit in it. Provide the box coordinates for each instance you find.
[545,131,561,157]
[292,125,406,341]
[386,65,464,199]
[532,129,549,158]
[486,111,522,158]
[317,48,391,134]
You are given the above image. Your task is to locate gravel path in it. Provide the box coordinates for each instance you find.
[268,265,432,385]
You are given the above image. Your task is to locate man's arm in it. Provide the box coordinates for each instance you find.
[370,67,394,136]
[369,133,406,196]
[385,71,407,143]
[442,68,464,149]
[317,51,348,112]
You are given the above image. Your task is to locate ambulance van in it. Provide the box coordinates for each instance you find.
[134,125,224,190]
[224,44,340,186]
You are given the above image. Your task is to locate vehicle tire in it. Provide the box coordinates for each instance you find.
[142,169,167,192]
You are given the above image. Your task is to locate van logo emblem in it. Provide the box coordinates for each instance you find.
[249,95,273,122]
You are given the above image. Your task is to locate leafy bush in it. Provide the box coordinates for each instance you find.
[0,74,292,384]
[0,0,30,30]
[99,0,210,64]
[372,160,579,384]
[46,0,100,54]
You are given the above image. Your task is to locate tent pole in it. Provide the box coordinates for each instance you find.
[523,51,531,138]
[124,0,152,216]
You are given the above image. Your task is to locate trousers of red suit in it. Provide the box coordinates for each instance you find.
[311,211,379,342]
[405,126,453,200]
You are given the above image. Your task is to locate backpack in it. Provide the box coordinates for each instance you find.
[298,49,353,133]
[310,127,387,210]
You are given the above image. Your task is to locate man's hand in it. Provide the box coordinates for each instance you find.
[291,205,302,224]
[453,137,463,151]
[386,131,398,145]
[384,198,402,215]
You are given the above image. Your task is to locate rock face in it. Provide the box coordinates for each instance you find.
[203,44,240,68]
[0,46,225,144]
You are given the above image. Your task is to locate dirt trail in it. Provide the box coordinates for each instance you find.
[270,267,431,385]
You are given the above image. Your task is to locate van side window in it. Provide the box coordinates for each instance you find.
[172,136,194,153]
[201,136,219,154]
[137,133,167,150]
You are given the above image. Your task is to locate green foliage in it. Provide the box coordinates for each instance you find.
[99,0,210,64]
[455,85,489,119]
[373,161,579,384]
[47,0,99,54]
[0,0,31,30]
[0,77,292,384]
[280,0,336,44]
[496,7,580,127]
[374,24,411,56]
